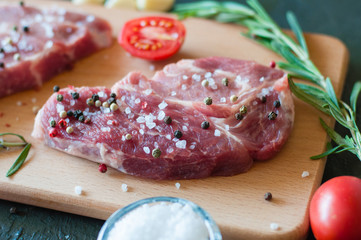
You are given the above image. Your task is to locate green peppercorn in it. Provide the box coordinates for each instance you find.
[86,98,94,106]
[13,26,18,31]
[110,93,116,98]
[268,112,277,120]
[230,95,238,103]
[152,148,161,158]
[261,96,267,103]
[57,94,63,102]
[235,113,243,120]
[71,92,79,99]
[49,119,56,127]
[239,105,247,115]
[164,116,172,124]
[125,133,132,140]
[201,79,209,87]
[59,111,67,119]
[95,100,102,107]
[78,115,85,122]
[174,130,182,139]
[110,103,118,111]
[19,1,24,6]
[274,100,281,108]
[53,85,60,92]
[204,97,212,105]
[222,78,229,86]
[201,121,210,129]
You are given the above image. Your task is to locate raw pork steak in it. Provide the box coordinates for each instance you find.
[0,3,112,98]
[32,57,294,180]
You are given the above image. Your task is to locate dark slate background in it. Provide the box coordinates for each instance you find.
[1,0,361,239]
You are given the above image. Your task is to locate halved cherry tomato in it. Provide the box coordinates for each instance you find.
[118,16,186,61]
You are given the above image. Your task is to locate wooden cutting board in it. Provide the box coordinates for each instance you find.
[0,1,349,239]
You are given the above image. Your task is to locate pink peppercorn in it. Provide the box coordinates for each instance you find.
[58,119,67,128]
[99,164,107,173]
[49,128,58,137]
[269,61,276,68]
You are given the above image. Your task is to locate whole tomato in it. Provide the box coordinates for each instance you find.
[310,176,361,240]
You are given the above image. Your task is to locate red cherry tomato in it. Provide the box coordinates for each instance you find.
[309,176,361,240]
[118,16,186,61]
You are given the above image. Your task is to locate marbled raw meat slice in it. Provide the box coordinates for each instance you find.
[0,3,112,98]
[32,57,294,180]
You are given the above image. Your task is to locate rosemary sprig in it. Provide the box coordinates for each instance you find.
[0,133,31,177]
[173,0,361,160]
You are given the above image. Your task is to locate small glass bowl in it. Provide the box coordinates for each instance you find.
[97,196,222,240]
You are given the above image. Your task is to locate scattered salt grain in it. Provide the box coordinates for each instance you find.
[70,99,75,106]
[140,124,145,129]
[125,107,131,114]
[154,142,159,148]
[182,126,188,132]
[235,75,242,83]
[103,108,111,114]
[302,171,310,178]
[214,129,221,137]
[107,120,113,125]
[167,147,174,153]
[204,72,212,78]
[166,134,171,140]
[158,101,168,110]
[225,125,230,131]
[156,126,162,132]
[192,74,201,82]
[149,65,155,71]
[121,96,126,101]
[176,140,187,149]
[107,202,209,240]
[136,116,146,123]
[56,103,64,113]
[143,146,150,154]
[86,15,95,22]
[157,111,165,120]
[189,144,196,150]
[175,182,181,189]
[139,129,144,135]
[220,97,226,103]
[74,186,82,195]
[182,75,188,80]
[144,89,152,96]
[121,183,128,192]
[259,76,265,82]
[270,223,280,231]
[181,84,187,90]
[146,121,156,129]
[98,91,105,98]
[171,91,177,96]
[135,98,141,104]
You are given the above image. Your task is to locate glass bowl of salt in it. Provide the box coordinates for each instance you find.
[97,196,222,240]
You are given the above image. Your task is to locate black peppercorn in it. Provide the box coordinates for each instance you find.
[174,130,182,139]
[71,92,79,99]
[0,48,4,53]
[78,115,85,122]
[261,96,267,103]
[23,25,30,33]
[110,92,116,98]
[268,112,277,120]
[92,94,99,102]
[67,110,74,117]
[19,1,24,6]
[164,116,172,124]
[273,100,281,108]
[235,113,243,120]
[74,110,83,119]
[53,85,60,92]
[264,192,272,201]
[9,207,17,214]
[201,121,210,129]
[0,62,4,68]
[204,97,212,105]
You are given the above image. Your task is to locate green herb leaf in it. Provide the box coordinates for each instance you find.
[350,81,361,113]
[6,143,31,177]
[286,11,309,56]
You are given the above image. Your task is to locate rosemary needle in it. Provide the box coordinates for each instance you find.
[0,133,31,177]
[173,0,361,160]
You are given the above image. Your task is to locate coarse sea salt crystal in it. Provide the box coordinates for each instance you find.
[103,108,111,114]
[74,186,82,195]
[107,202,209,240]
[166,134,171,140]
[158,101,168,110]
[171,91,177,96]
[157,111,165,120]
[156,126,162,132]
[121,96,126,101]
[181,84,187,90]
[144,89,152,96]
[259,76,265,82]
[192,74,201,82]
[189,144,196,150]
[135,98,141,104]
[214,129,221,137]
[205,72,212,78]
[139,129,144,135]
[175,182,181,189]
[136,116,146,123]
[146,122,156,129]
[182,75,188,80]
[98,91,105,98]
[125,107,131,114]
[121,183,128,192]
[143,146,150,154]
[302,171,310,178]
[107,120,113,125]
[140,124,145,129]
[56,103,64,113]
[167,147,174,153]
[270,223,280,231]
[182,126,188,132]
[225,125,230,131]
[176,140,187,149]
[220,97,226,103]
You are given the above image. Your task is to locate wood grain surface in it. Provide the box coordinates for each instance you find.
[0,1,349,239]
